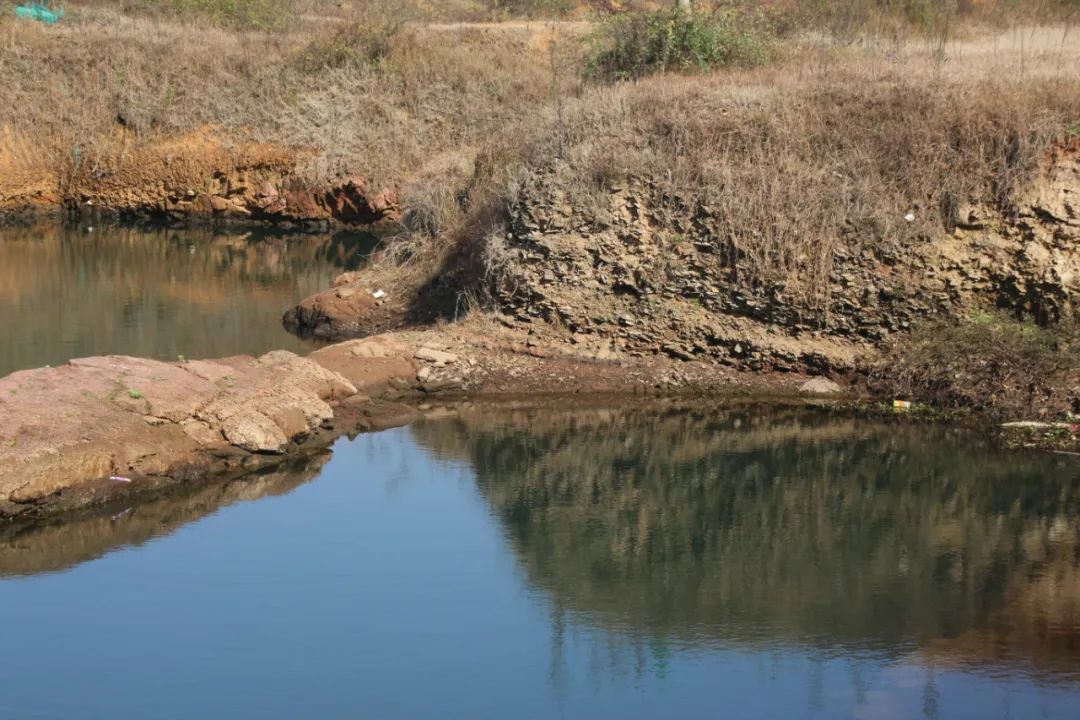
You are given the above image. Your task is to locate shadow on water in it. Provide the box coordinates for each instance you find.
[409,402,1080,683]
[0,222,384,376]
[0,453,329,578]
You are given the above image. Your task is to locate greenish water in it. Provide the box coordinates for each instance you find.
[1,403,1079,719]
[0,223,379,376]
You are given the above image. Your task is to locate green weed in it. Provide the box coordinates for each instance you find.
[590,8,775,81]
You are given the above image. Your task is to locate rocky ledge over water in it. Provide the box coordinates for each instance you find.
[0,342,416,519]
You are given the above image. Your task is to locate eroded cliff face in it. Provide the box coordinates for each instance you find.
[487,145,1079,372]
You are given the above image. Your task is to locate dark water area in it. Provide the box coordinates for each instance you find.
[0,223,380,377]
[2,403,1080,719]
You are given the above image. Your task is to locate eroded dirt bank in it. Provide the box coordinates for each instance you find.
[0,325,824,521]
[0,130,400,227]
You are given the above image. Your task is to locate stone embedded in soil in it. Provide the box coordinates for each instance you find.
[308,336,418,397]
[415,347,459,366]
[799,377,844,396]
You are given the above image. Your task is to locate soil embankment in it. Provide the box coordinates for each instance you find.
[0,129,400,226]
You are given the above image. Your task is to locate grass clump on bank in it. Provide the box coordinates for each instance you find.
[590,8,775,80]
[878,313,1080,419]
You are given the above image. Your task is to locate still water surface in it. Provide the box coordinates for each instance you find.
[2,404,1079,719]
[0,223,379,376]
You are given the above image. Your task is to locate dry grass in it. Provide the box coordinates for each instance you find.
[0,1,572,191]
[430,25,1080,314]
[1,2,1078,311]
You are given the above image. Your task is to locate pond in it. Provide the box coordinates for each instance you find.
[2,403,1079,719]
[0,223,380,377]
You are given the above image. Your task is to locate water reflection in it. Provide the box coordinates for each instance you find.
[2,404,1079,718]
[0,223,380,375]
[0,453,328,578]
[410,403,1080,684]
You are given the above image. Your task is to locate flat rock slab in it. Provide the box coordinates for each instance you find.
[0,351,356,507]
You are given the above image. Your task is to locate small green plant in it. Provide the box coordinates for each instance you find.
[127,389,144,400]
[7,438,15,448]
[590,8,776,81]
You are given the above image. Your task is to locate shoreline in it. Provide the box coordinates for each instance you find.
[3,319,1075,525]
[0,325,845,522]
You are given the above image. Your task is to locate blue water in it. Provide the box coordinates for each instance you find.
[2,406,1079,719]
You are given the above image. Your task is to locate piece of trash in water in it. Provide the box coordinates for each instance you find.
[903,212,915,222]
[893,400,913,410]
[372,289,387,299]
[111,508,133,522]
[109,476,132,483]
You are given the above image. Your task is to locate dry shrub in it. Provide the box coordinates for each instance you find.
[2,2,1078,321]
[875,313,1080,417]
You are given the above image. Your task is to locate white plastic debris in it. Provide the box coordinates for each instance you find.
[372,289,387,299]
[109,476,132,483]
[903,212,915,222]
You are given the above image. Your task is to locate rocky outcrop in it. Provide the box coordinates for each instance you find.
[159,174,401,227]
[0,346,421,518]
[483,147,1080,372]
[0,322,829,520]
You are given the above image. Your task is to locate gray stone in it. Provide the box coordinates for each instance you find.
[799,377,843,395]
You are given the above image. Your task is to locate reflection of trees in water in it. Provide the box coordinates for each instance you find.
[0,453,329,577]
[411,403,1080,681]
[0,224,381,373]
